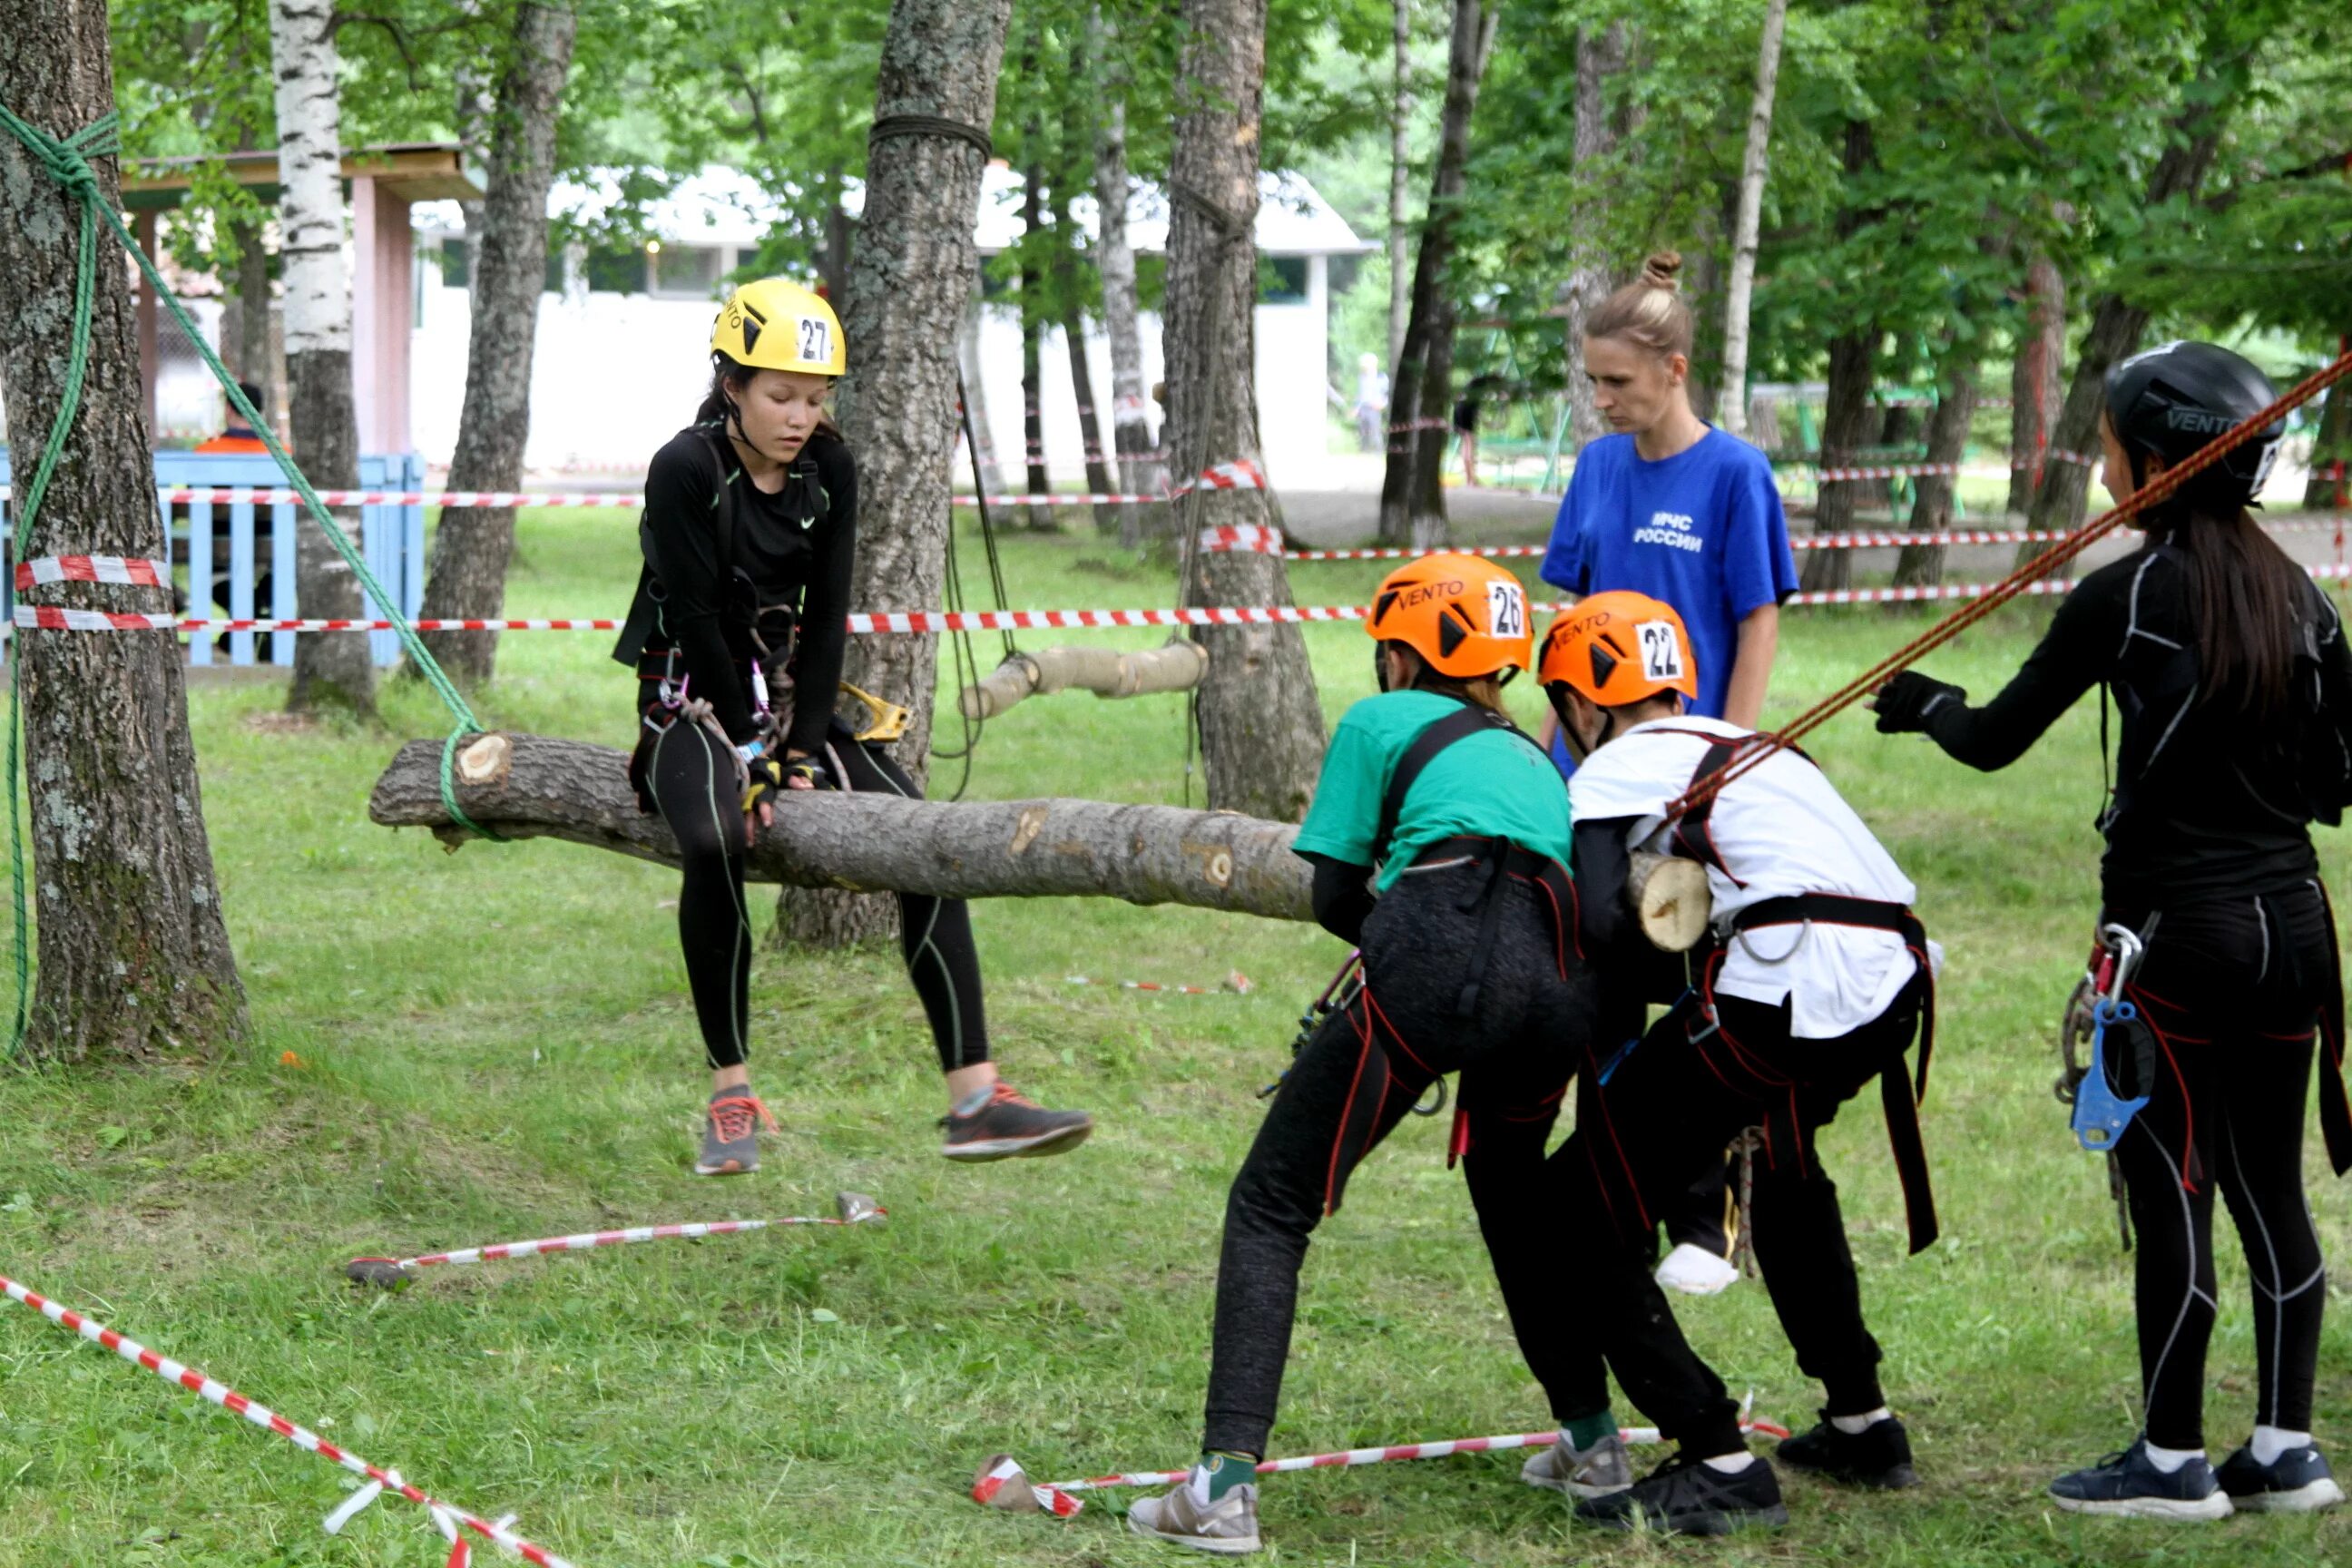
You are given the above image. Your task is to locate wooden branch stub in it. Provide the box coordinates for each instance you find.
[368,732,1314,920]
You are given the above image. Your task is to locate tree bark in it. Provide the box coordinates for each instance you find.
[1562,20,1630,451]
[1061,299,1113,528]
[785,0,1014,946]
[2024,121,2224,550]
[1894,354,1976,588]
[2307,360,2351,511]
[2005,252,2063,517]
[1715,0,1788,436]
[418,1,576,686]
[270,0,374,714]
[0,0,248,1062]
[1089,9,1153,550]
[1377,0,1498,548]
[1801,328,1876,592]
[370,734,1312,918]
[1387,0,1411,372]
[956,304,1005,495]
[1017,23,1050,513]
[453,0,494,299]
[1168,0,1327,821]
[1055,24,1115,532]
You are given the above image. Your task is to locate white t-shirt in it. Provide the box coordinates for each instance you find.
[1569,716,1926,1039]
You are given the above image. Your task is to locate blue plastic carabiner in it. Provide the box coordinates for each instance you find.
[2072,996,2150,1151]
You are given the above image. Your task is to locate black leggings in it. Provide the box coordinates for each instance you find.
[1560,980,1925,1457]
[640,700,990,1074]
[1201,864,1597,1457]
[2105,885,2334,1448]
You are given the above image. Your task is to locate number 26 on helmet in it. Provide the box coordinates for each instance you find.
[1537,591,1700,707]
[1365,553,1535,679]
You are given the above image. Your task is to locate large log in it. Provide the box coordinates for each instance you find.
[369,733,1312,920]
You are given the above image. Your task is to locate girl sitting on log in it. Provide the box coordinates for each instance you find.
[1126,554,1603,1554]
[611,279,1093,1176]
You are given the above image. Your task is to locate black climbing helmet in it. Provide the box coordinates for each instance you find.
[2103,339,2282,509]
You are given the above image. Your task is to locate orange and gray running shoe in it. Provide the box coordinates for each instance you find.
[939,1081,1093,1162]
[696,1089,779,1176]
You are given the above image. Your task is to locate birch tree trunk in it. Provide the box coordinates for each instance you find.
[1377,0,1499,548]
[2307,366,2351,511]
[2005,253,2063,517]
[1089,9,1153,549]
[1715,0,1788,436]
[1387,0,1411,371]
[2024,121,2223,552]
[270,0,374,714]
[957,305,1005,495]
[1168,0,1327,822]
[0,0,248,1062]
[780,0,1014,946]
[1562,20,1630,451]
[418,1,576,686]
[1894,356,1977,588]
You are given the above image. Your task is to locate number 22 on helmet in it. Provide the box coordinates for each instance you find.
[1364,553,1536,688]
[1537,590,1698,742]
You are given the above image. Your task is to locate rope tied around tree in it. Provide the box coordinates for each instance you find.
[1661,342,2352,826]
[0,101,509,1053]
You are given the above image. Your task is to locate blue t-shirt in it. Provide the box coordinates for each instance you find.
[1540,428,1796,771]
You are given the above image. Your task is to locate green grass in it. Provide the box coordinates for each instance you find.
[3,509,2350,1566]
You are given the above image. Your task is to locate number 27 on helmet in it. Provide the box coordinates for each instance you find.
[711,277,848,377]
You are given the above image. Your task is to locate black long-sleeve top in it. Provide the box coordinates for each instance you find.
[1916,539,2347,908]
[615,426,857,754]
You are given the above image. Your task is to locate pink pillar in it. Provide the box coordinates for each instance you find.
[134,211,159,436]
[348,175,415,454]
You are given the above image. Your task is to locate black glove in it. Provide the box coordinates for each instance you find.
[740,754,789,817]
[1874,670,1966,734]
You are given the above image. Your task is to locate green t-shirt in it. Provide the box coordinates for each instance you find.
[1292,691,1573,891]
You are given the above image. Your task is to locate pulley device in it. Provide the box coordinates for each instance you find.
[2056,923,2150,1249]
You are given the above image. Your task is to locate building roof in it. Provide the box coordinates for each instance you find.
[415,162,1371,257]
[124,143,482,210]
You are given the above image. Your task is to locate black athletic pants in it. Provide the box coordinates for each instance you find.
[639,693,990,1073]
[1201,863,1597,1457]
[1560,977,1926,1457]
[2105,885,2333,1448]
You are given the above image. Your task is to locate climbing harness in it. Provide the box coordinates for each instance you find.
[1259,951,1446,1117]
[2068,924,2151,1153]
[0,103,505,1058]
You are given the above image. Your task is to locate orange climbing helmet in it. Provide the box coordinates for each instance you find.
[1365,554,1534,679]
[1537,591,1700,707]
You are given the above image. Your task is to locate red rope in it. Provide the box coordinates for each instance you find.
[1662,342,2352,824]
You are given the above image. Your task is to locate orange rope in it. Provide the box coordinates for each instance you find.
[1664,343,2352,823]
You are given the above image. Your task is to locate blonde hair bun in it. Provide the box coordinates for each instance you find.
[1640,251,1684,292]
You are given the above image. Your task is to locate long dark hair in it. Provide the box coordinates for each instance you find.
[2166,501,2304,718]
[693,355,842,445]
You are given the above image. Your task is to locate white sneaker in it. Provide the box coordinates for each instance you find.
[1655,1242,1740,1296]
[1523,1431,1633,1496]
[1127,1480,1262,1554]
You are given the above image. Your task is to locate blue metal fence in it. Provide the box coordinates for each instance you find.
[0,451,426,667]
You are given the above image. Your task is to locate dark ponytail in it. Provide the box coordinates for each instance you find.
[2170,503,2304,718]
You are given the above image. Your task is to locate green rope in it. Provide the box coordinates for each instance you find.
[0,103,506,1053]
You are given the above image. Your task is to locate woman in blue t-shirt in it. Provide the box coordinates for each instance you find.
[1539,250,1798,1295]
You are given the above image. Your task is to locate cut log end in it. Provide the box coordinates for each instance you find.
[1629,851,1712,952]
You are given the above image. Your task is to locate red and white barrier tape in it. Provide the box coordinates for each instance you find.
[15,554,172,590]
[975,1415,1792,1518]
[9,610,626,632]
[1064,973,1253,996]
[353,1191,884,1279]
[0,1272,579,1567]
[1200,524,1285,554]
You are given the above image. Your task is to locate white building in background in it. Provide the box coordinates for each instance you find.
[409,164,1371,480]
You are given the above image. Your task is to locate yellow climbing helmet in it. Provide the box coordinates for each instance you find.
[710,278,847,377]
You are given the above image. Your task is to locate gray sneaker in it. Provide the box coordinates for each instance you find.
[1127,1479,1262,1554]
[694,1091,776,1176]
[1524,1431,1634,1497]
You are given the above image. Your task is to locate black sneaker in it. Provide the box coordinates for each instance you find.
[1573,1451,1788,1535]
[2048,1438,2232,1521]
[939,1081,1094,1161]
[1775,1413,1920,1489]
[2216,1443,2347,1514]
